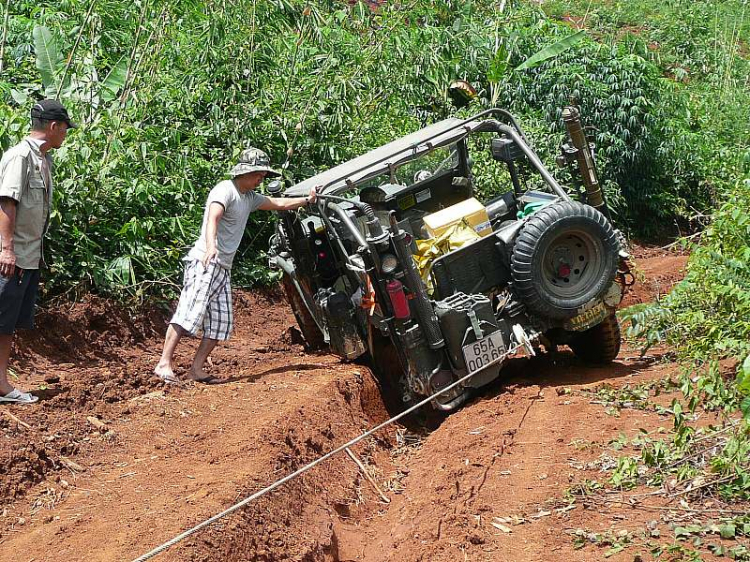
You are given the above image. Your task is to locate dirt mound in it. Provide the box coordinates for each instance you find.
[16,295,167,363]
[0,289,296,505]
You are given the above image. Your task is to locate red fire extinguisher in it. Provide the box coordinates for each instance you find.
[386,280,410,319]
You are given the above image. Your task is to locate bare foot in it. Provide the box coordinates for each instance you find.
[154,362,179,383]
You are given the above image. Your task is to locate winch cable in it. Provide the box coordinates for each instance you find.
[131,341,525,562]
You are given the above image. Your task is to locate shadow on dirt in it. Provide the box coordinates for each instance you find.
[503,350,639,387]
[471,349,644,408]
[362,348,644,435]
[214,363,329,384]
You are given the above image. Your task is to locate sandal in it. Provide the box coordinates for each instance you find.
[190,375,222,385]
[154,372,180,385]
[0,388,39,404]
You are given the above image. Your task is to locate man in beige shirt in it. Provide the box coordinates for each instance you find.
[0,100,76,404]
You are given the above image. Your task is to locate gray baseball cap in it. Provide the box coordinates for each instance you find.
[230,147,281,178]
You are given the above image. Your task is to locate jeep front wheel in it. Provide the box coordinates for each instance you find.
[281,274,325,350]
[569,312,621,364]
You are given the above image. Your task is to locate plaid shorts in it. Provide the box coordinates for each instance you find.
[170,259,233,341]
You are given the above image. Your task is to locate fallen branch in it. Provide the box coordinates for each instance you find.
[86,416,108,431]
[682,419,742,449]
[345,447,390,504]
[659,231,702,250]
[669,474,737,498]
[2,410,32,430]
[662,441,726,472]
[584,496,748,516]
[59,456,86,473]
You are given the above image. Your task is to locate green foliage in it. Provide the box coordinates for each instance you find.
[0,0,747,298]
[629,181,750,366]
[32,25,61,97]
[514,29,587,71]
[592,178,750,554]
[610,455,639,488]
[484,21,724,229]
[543,0,750,84]
[1,0,504,298]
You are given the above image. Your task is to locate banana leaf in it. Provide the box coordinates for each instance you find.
[33,25,62,98]
[101,56,129,102]
[514,30,586,72]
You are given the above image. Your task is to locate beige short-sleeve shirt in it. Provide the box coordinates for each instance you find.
[0,138,53,270]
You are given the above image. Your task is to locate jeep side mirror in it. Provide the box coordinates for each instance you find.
[491,136,524,163]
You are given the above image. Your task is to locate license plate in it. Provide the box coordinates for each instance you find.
[565,301,607,332]
[463,331,506,374]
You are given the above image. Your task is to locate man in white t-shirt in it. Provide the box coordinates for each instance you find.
[154,148,316,383]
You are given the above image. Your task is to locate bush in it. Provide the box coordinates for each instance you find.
[628,179,750,363]
[0,0,745,298]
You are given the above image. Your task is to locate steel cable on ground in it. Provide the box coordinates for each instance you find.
[131,341,526,561]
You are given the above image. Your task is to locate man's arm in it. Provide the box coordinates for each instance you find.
[0,197,17,278]
[258,186,317,212]
[202,202,224,267]
[0,154,27,278]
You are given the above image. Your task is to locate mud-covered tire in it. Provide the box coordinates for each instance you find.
[281,274,325,350]
[370,334,406,388]
[511,200,619,320]
[368,332,414,408]
[569,312,621,364]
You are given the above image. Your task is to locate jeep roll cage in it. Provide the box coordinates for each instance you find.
[283,108,571,202]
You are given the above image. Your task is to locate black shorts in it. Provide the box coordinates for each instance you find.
[0,269,40,335]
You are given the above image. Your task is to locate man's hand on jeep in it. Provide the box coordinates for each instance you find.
[0,248,15,278]
[307,186,318,205]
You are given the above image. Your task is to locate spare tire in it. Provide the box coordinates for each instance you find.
[511,200,619,320]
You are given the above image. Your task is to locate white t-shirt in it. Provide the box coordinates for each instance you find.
[188,180,269,269]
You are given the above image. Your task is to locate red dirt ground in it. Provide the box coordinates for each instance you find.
[0,245,693,562]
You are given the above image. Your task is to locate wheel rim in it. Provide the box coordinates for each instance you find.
[540,229,603,300]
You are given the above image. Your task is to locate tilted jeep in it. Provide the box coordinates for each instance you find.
[269,107,631,411]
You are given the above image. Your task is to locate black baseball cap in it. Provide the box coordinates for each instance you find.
[30,99,78,129]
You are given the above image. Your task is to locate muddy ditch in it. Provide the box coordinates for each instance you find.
[172,373,399,562]
[169,350,674,562]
